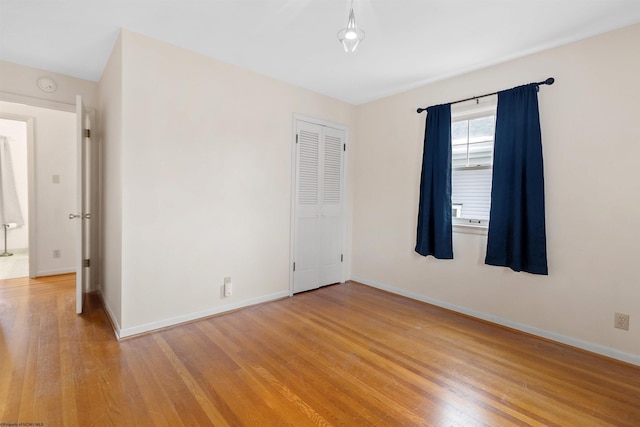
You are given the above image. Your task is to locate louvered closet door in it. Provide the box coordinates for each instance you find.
[294,121,321,293]
[293,120,344,294]
[318,126,344,286]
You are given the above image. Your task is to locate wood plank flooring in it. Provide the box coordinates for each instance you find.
[1,274,639,426]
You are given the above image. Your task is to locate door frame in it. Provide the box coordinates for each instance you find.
[0,92,99,292]
[0,112,35,278]
[289,114,349,296]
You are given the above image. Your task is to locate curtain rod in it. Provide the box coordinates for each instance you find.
[416,77,555,113]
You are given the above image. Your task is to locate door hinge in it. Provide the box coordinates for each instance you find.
[296,134,299,144]
[341,254,344,262]
[293,262,296,272]
[83,129,90,138]
[343,143,346,152]
[83,259,90,268]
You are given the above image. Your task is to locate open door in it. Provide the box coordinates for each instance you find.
[73,95,89,314]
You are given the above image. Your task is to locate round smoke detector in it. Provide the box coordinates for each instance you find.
[37,76,57,93]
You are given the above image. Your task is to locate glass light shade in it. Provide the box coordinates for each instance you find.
[337,8,365,52]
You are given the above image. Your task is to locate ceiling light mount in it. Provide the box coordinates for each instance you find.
[37,76,57,93]
[337,0,365,53]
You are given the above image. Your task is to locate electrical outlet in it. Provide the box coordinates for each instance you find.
[53,249,61,259]
[614,313,629,331]
[224,277,232,297]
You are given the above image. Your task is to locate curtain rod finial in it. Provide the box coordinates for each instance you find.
[544,77,555,85]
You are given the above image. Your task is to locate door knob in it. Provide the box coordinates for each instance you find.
[69,214,80,219]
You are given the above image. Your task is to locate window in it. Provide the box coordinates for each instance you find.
[451,97,497,230]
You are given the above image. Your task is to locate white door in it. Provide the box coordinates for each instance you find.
[74,95,89,314]
[318,126,344,285]
[293,119,345,293]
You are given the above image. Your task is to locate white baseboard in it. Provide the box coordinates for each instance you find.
[116,290,291,339]
[99,295,122,340]
[37,268,75,277]
[351,276,640,367]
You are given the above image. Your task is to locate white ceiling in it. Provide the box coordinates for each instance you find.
[2,0,640,105]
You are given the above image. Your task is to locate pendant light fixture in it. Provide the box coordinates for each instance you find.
[337,0,365,52]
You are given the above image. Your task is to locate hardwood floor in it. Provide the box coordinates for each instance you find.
[1,274,639,426]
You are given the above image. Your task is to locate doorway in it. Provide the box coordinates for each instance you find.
[291,116,348,294]
[0,117,30,279]
[0,101,77,280]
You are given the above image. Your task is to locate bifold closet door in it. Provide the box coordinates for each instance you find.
[293,120,344,294]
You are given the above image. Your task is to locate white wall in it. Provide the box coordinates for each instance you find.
[0,101,76,276]
[352,24,640,364]
[0,118,28,249]
[0,60,98,109]
[98,33,123,330]
[101,30,356,336]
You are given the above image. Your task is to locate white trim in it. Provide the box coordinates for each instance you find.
[453,164,492,172]
[37,268,75,277]
[351,276,640,367]
[293,114,348,134]
[451,95,497,120]
[118,290,290,339]
[75,95,84,314]
[100,294,122,340]
[0,91,95,121]
[26,118,35,278]
[453,223,488,235]
[341,127,349,284]
[289,118,297,296]
[0,91,75,112]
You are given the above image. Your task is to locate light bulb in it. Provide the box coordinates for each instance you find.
[345,30,357,40]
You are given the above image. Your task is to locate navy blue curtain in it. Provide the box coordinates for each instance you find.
[485,84,548,274]
[415,104,453,259]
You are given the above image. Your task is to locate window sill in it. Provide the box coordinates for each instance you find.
[453,223,488,236]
